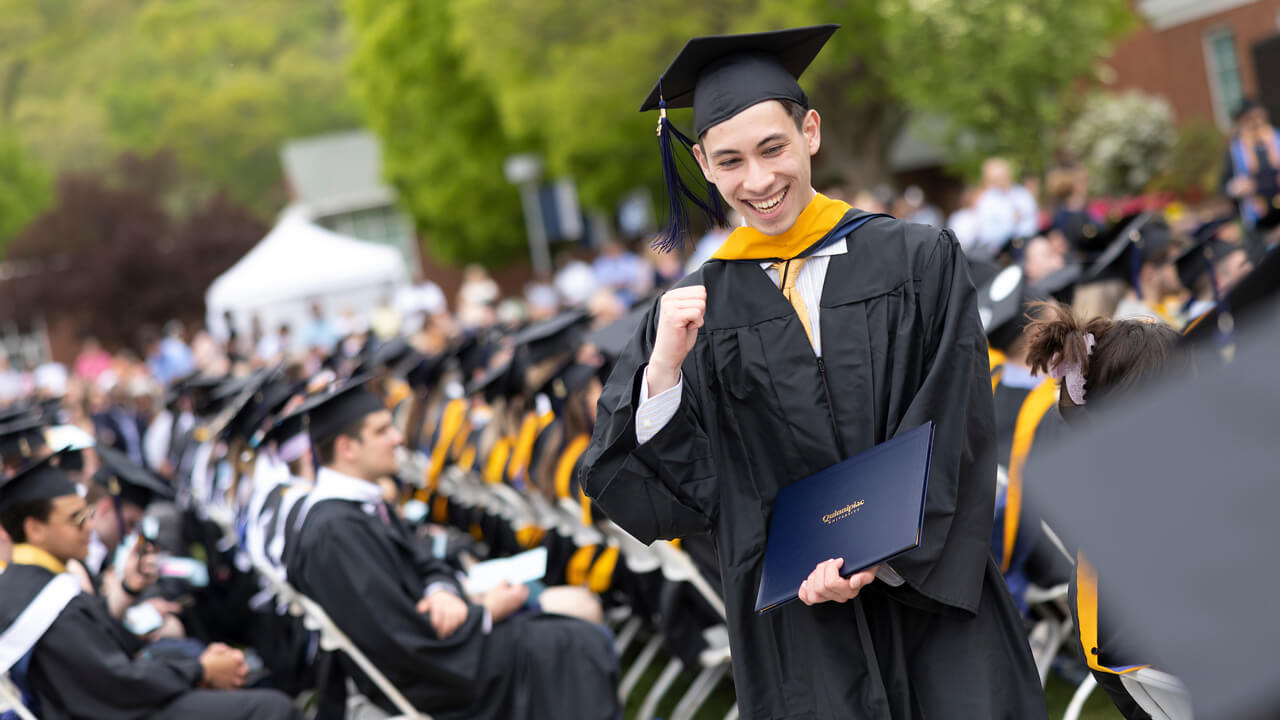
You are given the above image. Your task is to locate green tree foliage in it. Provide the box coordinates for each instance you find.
[882,0,1134,179]
[345,0,526,266]
[2,0,358,219]
[0,128,51,256]
[436,0,1130,251]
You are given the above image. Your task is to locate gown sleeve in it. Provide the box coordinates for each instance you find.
[32,595,201,717]
[297,513,487,704]
[580,291,720,544]
[881,228,999,616]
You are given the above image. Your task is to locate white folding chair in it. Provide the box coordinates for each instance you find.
[284,585,432,720]
[1062,674,1097,720]
[1022,581,1073,686]
[1120,667,1193,720]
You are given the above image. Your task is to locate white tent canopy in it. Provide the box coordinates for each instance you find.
[205,207,408,347]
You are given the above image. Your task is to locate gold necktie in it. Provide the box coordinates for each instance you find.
[771,257,814,347]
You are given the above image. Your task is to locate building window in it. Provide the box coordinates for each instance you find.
[1204,27,1244,128]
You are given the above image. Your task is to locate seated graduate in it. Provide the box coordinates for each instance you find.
[283,378,619,720]
[1173,220,1254,325]
[0,449,302,720]
[1023,302,1190,719]
[978,268,1074,610]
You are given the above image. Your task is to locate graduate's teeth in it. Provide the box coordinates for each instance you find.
[748,190,785,213]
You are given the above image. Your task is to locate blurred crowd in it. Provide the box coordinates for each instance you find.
[0,96,1275,720]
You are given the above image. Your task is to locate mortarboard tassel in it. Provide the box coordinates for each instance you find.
[654,96,728,253]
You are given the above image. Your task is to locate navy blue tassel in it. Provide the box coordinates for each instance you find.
[653,99,729,253]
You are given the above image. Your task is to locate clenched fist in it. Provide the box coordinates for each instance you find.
[647,285,706,395]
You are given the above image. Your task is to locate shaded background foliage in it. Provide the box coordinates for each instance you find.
[1,0,1137,295]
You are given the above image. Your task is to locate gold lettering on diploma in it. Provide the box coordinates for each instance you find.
[821,499,865,525]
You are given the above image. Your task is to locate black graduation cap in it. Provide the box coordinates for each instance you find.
[1082,213,1177,296]
[1182,244,1280,349]
[640,25,838,135]
[976,265,1028,350]
[1174,237,1243,292]
[466,361,518,404]
[262,404,308,448]
[585,299,655,361]
[93,443,174,507]
[512,310,589,365]
[0,449,79,512]
[1028,263,1081,304]
[295,376,387,447]
[963,256,1002,292]
[0,404,28,425]
[406,353,446,391]
[450,333,491,380]
[640,25,839,250]
[0,416,47,463]
[1025,307,1280,718]
[354,338,423,379]
[1053,210,1104,254]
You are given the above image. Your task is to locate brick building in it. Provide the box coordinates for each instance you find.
[1107,0,1280,127]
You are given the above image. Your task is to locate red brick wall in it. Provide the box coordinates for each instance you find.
[1107,1,1280,124]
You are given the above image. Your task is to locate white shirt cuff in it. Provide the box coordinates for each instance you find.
[636,366,683,445]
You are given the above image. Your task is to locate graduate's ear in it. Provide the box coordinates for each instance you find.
[803,109,821,157]
[692,141,714,184]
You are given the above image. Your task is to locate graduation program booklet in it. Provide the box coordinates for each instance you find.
[755,421,934,613]
[463,546,548,594]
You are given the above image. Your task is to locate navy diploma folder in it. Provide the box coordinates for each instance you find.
[755,421,935,613]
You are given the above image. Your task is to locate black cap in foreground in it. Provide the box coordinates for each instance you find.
[1026,307,1280,718]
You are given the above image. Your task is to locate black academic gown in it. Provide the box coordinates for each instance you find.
[284,497,619,720]
[582,216,1047,719]
[0,563,298,720]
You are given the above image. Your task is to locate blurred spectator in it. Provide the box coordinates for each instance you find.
[143,321,195,386]
[592,240,645,305]
[303,302,339,352]
[1046,165,1092,258]
[525,283,560,321]
[0,354,21,404]
[457,265,500,328]
[975,158,1038,258]
[95,385,146,467]
[369,295,402,341]
[587,289,626,329]
[686,219,736,273]
[1222,98,1280,230]
[73,336,113,382]
[1022,236,1066,287]
[396,280,447,335]
[948,187,982,253]
[901,185,943,227]
[649,243,685,290]
[553,253,598,308]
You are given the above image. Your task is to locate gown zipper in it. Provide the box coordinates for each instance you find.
[815,356,848,458]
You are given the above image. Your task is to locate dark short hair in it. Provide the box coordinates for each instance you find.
[0,499,54,543]
[698,98,808,143]
[1234,97,1263,122]
[315,416,372,467]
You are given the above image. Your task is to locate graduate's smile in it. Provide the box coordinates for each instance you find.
[743,186,789,219]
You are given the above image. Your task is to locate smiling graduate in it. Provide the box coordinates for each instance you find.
[581,25,1046,719]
